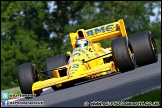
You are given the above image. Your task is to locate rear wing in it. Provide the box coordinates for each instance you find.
[69,19,127,49]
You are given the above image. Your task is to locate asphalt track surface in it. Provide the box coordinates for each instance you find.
[8,54,161,107]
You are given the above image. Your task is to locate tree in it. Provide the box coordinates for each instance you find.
[1,1,52,89]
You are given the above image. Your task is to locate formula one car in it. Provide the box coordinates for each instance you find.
[17,19,158,97]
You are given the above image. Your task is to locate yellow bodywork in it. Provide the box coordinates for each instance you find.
[32,19,127,94]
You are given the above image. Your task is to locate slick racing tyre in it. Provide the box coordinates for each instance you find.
[128,30,158,67]
[45,54,70,91]
[45,54,69,78]
[112,37,136,73]
[18,63,41,98]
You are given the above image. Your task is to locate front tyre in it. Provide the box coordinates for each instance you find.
[18,63,41,98]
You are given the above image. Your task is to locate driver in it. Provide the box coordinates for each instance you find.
[75,37,89,48]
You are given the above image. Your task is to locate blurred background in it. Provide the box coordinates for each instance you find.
[1,1,161,90]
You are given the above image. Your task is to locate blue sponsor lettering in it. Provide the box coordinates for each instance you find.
[105,24,114,31]
[94,26,105,35]
[86,24,119,36]
[116,24,120,31]
[72,64,79,68]
[86,30,94,36]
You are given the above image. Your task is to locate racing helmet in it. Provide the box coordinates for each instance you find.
[75,38,89,48]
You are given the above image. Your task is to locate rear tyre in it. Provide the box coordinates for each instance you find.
[112,37,136,73]
[45,54,70,90]
[18,63,40,98]
[129,30,158,67]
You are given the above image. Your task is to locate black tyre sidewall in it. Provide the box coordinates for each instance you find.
[112,37,136,72]
[18,63,38,94]
[45,54,69,78]
[129,31,158,66]
[45,54,69,91]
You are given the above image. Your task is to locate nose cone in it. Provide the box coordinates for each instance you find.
[67,47,93,78]
[67,61,82,78]
[67,50,89,78]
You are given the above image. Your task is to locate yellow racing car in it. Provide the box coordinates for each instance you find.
[17,19,158,97]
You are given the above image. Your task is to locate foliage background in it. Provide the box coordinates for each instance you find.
[1,1,161,90]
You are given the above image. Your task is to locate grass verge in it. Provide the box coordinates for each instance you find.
[124,88,161,107]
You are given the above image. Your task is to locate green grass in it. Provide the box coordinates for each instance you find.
[124,88,161,107]
[1,90,22,102]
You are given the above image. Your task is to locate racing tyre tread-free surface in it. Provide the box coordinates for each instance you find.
[18,63,40,98]
[112,37,136,73]
[128,30,158,67]
[45,54,69,78]
[45,54,70,90]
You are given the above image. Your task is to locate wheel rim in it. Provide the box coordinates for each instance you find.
[128,47,134,62]
[150,37,158,57]
[128,42,135,63]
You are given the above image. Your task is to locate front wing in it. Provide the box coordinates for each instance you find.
[32,60,116,94]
